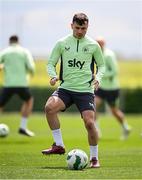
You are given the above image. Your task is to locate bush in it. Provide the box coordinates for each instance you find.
[120,88,142,113]
[0,87,142,113]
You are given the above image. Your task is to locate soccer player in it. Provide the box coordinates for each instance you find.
[0,35,35,137]
[95,36,131,140]
[42,13,105,168]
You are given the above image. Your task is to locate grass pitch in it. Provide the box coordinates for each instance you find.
[0,113,142,179]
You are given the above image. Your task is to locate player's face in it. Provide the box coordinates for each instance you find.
[71,22,88,39]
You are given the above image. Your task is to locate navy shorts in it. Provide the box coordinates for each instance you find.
[0,87,32,107]
[52,88,95,113]
[95,88,120,107]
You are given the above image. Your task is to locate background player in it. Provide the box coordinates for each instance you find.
[0,35,35,137]
[95,36,131,140]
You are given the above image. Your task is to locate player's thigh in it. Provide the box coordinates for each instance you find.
[73,92,95,113]
[95,95,103,107]
[95,88,104,106]
[107,90,119,108]
[16,88,32,102]
[0,88,13,107]
[45,96,66,112]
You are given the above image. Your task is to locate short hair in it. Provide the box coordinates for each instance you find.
[9,35,19,43]
[72,13,89,25]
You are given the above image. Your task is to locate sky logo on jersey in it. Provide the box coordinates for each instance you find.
[68,59,85,69]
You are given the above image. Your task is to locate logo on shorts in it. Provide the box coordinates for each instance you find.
[89,102,94,109]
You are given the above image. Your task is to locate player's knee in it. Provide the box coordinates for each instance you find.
[84,120,94,131]
[44,104,54,114]
[45,104,50,114]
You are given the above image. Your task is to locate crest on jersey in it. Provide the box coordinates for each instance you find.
[65,46,70,51]
[82,47,89,53]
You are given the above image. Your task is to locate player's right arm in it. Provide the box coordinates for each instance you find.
[93,44,105,88]
[47,41,61,85]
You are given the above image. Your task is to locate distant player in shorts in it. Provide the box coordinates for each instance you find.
[95,36,131,140]
[0,35,35,137]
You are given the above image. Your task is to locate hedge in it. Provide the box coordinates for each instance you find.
[0,87,142,113]
[120,88,142,113]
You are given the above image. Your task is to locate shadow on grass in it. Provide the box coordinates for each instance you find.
[40,166,67,170]
[0,140,31,144]
[40,166,90,171]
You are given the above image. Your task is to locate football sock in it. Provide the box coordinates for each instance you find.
[90,145,98,160]
[52,129,64,147]
[20,117,28,130]
[122,121,130,130]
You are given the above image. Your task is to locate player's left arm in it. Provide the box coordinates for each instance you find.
[93,45,105,89]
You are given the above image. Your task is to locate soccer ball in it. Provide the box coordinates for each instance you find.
[66,149,88,170]
[0,123,9,137]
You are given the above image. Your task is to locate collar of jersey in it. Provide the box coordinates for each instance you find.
[10,43,19,47]
[72,35,85,42]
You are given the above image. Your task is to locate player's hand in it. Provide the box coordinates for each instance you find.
[50,77,58,86]
[94,80,99,91]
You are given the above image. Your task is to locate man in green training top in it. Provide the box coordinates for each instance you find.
[95,36,131,140]
[42,13,105,168]
[0,35,35,137]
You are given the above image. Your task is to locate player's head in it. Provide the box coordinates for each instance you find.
[9,35,19,44]
[96,36,105,50]
[71,13,89,39]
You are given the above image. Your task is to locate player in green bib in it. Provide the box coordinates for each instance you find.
[95,37,131,140]
[42,13,105,168]
[0,35,35,137]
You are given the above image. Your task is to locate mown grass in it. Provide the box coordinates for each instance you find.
[0,113,142,179]
[0,60,142,88]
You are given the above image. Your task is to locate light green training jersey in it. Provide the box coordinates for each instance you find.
[100,48,120,90]
[48,34,105,93]
[0,43,35,87]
